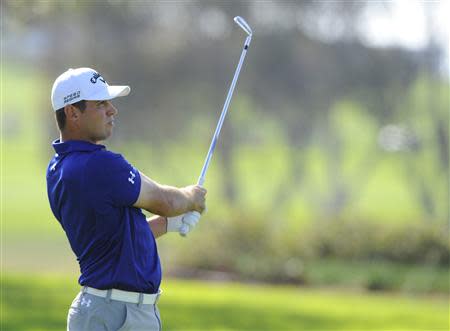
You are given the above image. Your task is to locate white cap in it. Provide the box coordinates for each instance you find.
[51,67,130,111]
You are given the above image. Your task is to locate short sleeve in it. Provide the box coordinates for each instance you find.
[85,151,141,208]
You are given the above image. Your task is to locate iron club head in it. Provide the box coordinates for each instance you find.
[234,16,252,36]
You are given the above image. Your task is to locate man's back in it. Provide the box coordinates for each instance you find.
[47,139,161,294]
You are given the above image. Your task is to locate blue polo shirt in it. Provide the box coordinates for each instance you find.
[46,139,161,294]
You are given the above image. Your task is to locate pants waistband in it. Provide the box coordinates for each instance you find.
[82,286,162,305]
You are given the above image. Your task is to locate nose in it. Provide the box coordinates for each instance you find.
[107,102,118,116]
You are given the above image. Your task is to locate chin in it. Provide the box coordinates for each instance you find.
[92,134,111,144]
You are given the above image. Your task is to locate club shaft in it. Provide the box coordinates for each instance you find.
[198,35,252,186]
[180,34,251,237]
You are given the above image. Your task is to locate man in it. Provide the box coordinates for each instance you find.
[47,67,206,331]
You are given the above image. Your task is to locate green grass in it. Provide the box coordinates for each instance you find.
[2,273,449,331]
[307,259,450,293]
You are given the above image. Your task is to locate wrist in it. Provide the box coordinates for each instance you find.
[181,187,195,211]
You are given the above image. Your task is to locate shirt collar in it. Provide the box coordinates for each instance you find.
[52,139,105,155]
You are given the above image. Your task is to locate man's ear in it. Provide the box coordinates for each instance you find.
[64,104,80,122]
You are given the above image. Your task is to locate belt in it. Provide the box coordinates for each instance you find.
[83,286,162,305]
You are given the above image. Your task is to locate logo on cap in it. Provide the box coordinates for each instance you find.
[63,91,81,104]
[90,72,106,84]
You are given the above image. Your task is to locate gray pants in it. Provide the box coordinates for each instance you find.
[67,291,162,331]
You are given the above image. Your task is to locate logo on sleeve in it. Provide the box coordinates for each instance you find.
[128,171,136,185]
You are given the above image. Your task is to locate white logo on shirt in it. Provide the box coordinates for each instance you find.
[128,170,136,184]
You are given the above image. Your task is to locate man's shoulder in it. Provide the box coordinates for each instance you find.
[89,149,124,163]
[84,149,140,200]
[86,149,134,175]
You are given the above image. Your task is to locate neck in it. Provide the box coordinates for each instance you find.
[60,131,97,144]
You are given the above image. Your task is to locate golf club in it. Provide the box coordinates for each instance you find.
[180,16,253,237]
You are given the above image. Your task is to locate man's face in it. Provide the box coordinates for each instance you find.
[78,100,117,143]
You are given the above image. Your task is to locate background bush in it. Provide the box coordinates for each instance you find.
[168,214,449,292]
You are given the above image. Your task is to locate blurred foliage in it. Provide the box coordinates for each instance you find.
[2,1,449,297]
[3,1,447,220]
[301,219,449,265]
[167,213,449,292]
[2,66,448,296]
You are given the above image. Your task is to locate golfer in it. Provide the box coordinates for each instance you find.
[47,67,206,331]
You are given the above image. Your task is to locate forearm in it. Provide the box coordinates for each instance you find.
[157,185,193,216]
[147,215,168,238]
[135,172,196,216]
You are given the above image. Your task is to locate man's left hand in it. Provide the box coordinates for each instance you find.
[167,211,201,235]
[181,211,201,234]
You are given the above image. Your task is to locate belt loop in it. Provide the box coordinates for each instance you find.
[155,289,162,304]
[138,293,144,308]
[82,286,88,294]
[105,289,112,303]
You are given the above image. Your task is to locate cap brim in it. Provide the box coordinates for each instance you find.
[108,85,130,98]
[87,85,131,101]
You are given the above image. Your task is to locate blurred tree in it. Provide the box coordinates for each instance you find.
[396,76,449,221]
[3,0,446,219]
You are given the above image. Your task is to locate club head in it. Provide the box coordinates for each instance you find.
[234,16,252,36]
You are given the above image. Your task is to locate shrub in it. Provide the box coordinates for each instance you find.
[168,212,449,292]
[297,219,449,266]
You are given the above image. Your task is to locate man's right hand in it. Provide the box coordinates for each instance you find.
[134,172,207,216]
[182,185,207,214]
